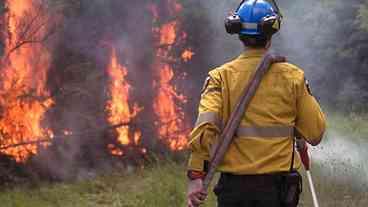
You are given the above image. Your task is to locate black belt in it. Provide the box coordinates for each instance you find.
[220,172,294,186]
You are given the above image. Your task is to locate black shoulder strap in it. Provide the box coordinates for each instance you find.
[290,137,296,172]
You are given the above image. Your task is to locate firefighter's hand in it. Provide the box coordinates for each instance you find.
[296,138,307,152]
[296,138,311,170]
[187,179,207,207]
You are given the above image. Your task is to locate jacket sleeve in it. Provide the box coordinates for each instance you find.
[187,70,223,172]
[295,76,326,146]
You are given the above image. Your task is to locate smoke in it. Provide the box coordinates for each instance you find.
[40,0,156,179]
[198,0,368,105]
[199,0,242,66]
[29,0,195,180]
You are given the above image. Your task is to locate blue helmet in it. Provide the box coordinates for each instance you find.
[225,0,282,36]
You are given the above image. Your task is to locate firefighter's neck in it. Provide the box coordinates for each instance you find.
[244,47,268,53]
[244,40,271,51]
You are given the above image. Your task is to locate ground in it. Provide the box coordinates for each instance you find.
[0,112,367,207]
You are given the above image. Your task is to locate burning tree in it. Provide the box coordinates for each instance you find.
[0,0,60,162]
[102,0,193,160]
[151,1,191,151]
[0,0,209,181]
[105,47,144,157]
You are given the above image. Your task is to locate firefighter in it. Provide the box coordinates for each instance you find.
[186,0,326,207]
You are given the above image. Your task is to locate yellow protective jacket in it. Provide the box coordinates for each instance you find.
[188,48,326,175]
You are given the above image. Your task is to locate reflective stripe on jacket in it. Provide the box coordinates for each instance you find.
[188,48,326,175]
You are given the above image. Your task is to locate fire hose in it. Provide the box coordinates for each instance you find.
[296,139,320,207]
[202,54,287,191]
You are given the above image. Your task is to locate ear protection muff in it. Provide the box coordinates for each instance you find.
[225,0,282,36]
[258,14,281,37]
[225,14,242,34]
[260,0,283,37]
[224,0,245,35]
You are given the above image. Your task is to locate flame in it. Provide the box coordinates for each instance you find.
[160,22,177,46]
[63,130,72,136]
[0,0,54,162]
[182,49,194,62]
[106,48,142,154]
[108,144,124,156]
[152,0,192,151]
[153,65,188,150]
[0,0,194,162]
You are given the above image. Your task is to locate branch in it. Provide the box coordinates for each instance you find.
[4,2,60,59]
[17,3,44,43]
[6,40,43,58]
[0,139,50,150]
[0,122,130,151]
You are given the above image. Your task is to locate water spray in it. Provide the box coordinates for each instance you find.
[296,139,320,207]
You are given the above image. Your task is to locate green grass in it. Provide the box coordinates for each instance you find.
[0,160,367,207]
[0,159,368,207]
[327,111,368,138]
[0,162,216,207]
[0,112,367,207]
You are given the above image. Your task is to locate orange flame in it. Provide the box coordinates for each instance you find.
[108,144,124,156]
[153,64,188,150]
[152,0,192,151]
[160,22,177,46]
[106,48,142,155]
[182,49,194,62]
[0,0,54,162]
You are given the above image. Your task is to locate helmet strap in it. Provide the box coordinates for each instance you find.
[236,0,246,12]
[269,0,283,18]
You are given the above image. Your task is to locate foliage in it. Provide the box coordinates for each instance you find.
[358,1,368,32]
[327,110,368,138]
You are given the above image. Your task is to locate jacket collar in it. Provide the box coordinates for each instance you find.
[238,48,267,59]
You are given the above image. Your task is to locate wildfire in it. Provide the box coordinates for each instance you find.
[106,48,142,155]
[152,0,193,151]
[0,0,194,163]
[0,0,54,162]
